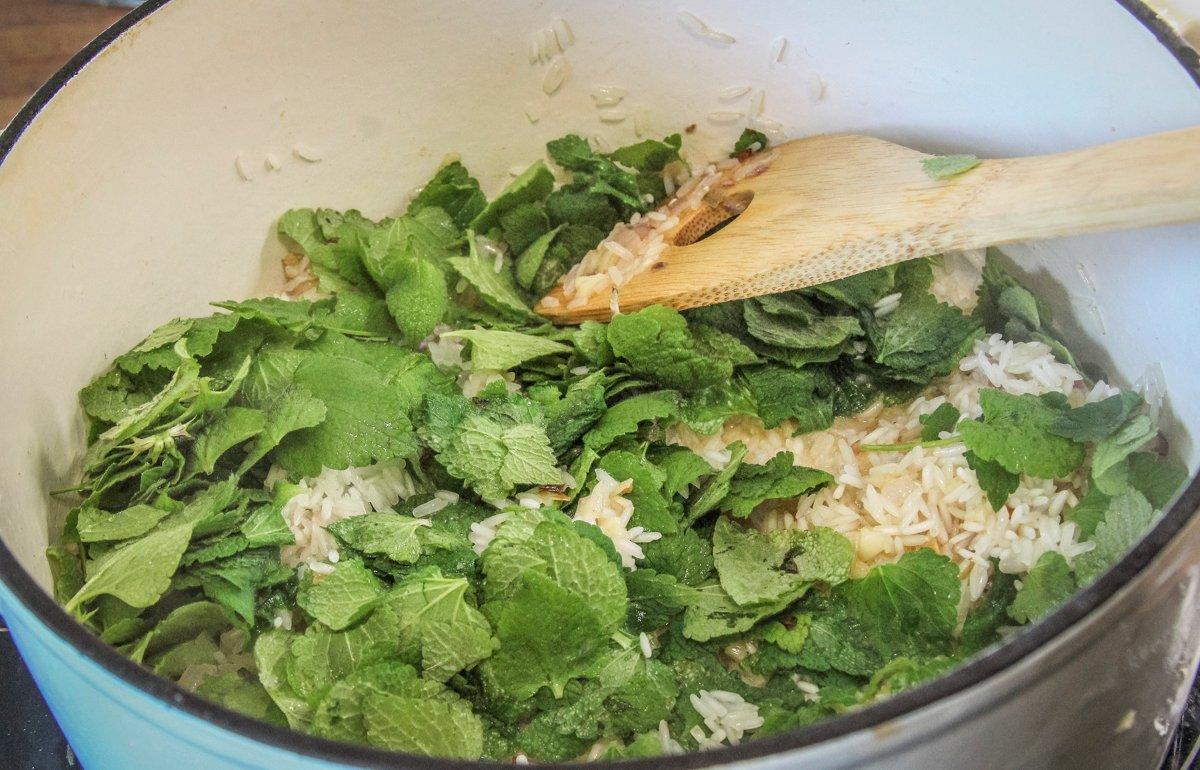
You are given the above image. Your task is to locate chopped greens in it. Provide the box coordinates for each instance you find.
[50,130,1184,763]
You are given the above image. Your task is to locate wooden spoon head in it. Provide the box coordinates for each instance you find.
[535,133,963,323]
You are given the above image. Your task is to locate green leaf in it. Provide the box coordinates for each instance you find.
[443,329,570,372]
[449,236,539,321]
[66,524,193,613]
[470,161,555,234]
[1090,414,1157,481]
[1074,490,1156,584]
[364,690,484,759]
[721,451,834,518]
[744,299,862,353]
[712,518,850,606]
[196,672,285,725]
[1007,551,1075,624]
[483,518,628,633]
[608,306,732,394]
[145,601,232,655]
[76,504,169,543]
[543,374,608,456]
[731,128,769,156]
[194,548,293,625]
[311,661,437,744]
[680,579,799,642]
[273,354,418,477]
[486,571,612,699]
[432,395,561,500]
[651,446,714,499]
[1124,452,1188,509]
[739,365,834,433]
[408,161,486,230]
[919,403,961,441]
[240,495,296,548]
[193,406,267,475]
[515,225,564,290]
[921,154,981,180]
[687,442,749,522]
[385,258,450,345]
[965,451,1019,511]
[959,390,1085,479]
[1049,392,1142,442]
[328,513,431,564]
[959,569,1018,655]
[297,560,386,631]
[384,573,498,681]
[253,631,314,729]
[584,391,678,452]
[867,294,983,381]
[46,546,85,604]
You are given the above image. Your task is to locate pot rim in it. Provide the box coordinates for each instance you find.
[0,2,1197,768]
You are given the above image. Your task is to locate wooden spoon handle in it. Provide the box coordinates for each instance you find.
[955,125,1200,247]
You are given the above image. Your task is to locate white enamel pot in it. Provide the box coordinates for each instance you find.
[1,2,1199,768]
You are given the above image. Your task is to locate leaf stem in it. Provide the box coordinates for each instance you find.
[859,437,962,453]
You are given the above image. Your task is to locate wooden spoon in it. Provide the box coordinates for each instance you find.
[535,126,1200,323]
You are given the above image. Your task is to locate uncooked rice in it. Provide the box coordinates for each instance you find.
[560,146,780,308]
[688,690,764,748]
[277,460,420,570]
[572,469,663,568]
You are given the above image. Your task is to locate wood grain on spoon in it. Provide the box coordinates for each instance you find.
[536,126,1200,323]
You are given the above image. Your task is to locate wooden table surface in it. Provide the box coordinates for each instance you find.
[0,0,128,127]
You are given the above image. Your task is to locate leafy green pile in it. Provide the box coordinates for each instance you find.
[47,130,1185,762]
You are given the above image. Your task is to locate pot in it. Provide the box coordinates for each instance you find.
[1,1,1198,768]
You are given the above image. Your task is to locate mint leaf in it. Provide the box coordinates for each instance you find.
[743,299,861,352]
[1124,452,1187,509]
[732,128,769,156]
[483,518,627,633]
[193,406,266,475]
[965,450,1019,511]
[273,354,418,477]
[959,390,1085,478]
[443,329,570,372]
[1090,414,1157,481]
[920,403,961,441]
[311,661,438,743]
[608,305,732,393]
[542,374,608,456]
[712,518,850,605]
[423,391,560,500]
[449,236,539,321]
[515,225,564,290]
[584,391,678,451]
[486,571,611,699]
[721,451,833,518]
[651,446,713,499]
[383,572,498,681]
[1007,551,1074,624]
[409,161,486,230]
[364,690,483,759]
[297,560,385,630]
[471,161,555,234]
[867,294,982,381]
[328,513,431,564]
[640,528,714,587]
[739,365,834,432]
[66,524,193,613]
[76,504,169,543]
[1074,489,1156,584]
[1049,392,1141,442]
[680,580,798,642]
[921,154,981,180]
[959,569,1018,656]
[687,442,749,522]
[384,258,450,345]
[254,630,315,729]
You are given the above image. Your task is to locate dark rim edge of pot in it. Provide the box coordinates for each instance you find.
[0,2,1197,768]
